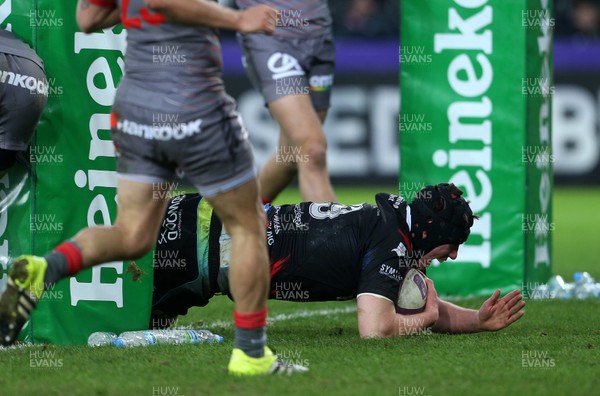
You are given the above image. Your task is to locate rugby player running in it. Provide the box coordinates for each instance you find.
[0,0,306,375]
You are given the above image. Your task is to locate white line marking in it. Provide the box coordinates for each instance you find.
[203,306,358,329]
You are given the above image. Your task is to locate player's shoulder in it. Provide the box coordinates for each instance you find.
[374,193,409,223]
[0,29,41,63]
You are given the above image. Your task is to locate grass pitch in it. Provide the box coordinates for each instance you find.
[0,186,597,396]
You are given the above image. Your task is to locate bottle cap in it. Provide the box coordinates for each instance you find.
[115,338,125,348]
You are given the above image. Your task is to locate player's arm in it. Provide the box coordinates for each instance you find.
[357,279,439,338]
[144,0,276,33]
[76,0,121,33]
[433,289,525,334]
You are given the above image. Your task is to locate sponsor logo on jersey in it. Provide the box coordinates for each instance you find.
[158,195,184,244]
[309,74,333,92]
[267,52,305,80]
[392,242,407,258]
[387,194,405,209]
[271,206,282,236]
[379,263,401,282]
[293,205,303,226]
[115,118,202,141]
[0,70,48,96]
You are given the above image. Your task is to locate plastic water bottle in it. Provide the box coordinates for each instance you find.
[115,330,223,348]
[115,331,158,347]
[87,332,117,347]
[556,283,575,299]
[547,275,569,299]
[219,229,232,269]
[573,272,596,299]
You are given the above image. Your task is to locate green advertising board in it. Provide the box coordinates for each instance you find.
[400,0,553,296]
[1,0,154,344]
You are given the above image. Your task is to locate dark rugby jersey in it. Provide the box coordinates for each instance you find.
[152,193,414,316]
[0,30,44,68]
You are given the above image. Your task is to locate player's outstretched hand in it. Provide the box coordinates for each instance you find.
[236,5,277,35]
[477,289,525,331]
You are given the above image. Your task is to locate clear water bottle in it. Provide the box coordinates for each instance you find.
[87,332,117,347]
[547,275,567,299]
[115,330,223,348]
[556,283,575,299]
[573,272,596,299]
[574,272,595,285]
[115,331,158,347]
[219,228,232,269]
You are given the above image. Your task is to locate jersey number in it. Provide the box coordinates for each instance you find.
[121,0,166,28]
[309,203,364,220]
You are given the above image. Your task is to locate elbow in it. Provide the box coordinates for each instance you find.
[359,322,395,339]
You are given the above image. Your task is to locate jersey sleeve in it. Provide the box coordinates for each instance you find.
[356,256,401,303]
[357,196,413,303]
[87,0,117,8]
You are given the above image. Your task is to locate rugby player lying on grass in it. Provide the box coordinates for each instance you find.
[151,183,525,337]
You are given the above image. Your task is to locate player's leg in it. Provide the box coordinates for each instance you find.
[206,179,271,369]
[268,94,336,202]
[207,179,305,374]
[71,178,169,265]
[258,131,297,203]
[0,177,170,345]
[206,179,269,315]
[258,107,330,204]
[183,99,305,374]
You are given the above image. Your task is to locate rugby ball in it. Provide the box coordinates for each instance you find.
[396,269,428,314]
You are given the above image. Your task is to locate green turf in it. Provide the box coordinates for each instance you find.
[0,186,597,395]
[1,297,598,396]
[552,188,600,280]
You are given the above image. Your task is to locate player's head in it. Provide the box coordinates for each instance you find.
[408,183,475,254]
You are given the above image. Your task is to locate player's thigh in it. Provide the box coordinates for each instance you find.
[114,178,170,247]
[268,95,324,145]
[206,179,264,234]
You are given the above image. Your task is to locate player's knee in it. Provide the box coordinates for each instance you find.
[116,225,155,259]
[303,140,328,170]
[222,206,266,237]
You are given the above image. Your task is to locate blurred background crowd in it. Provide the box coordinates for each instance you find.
[556,0,600,38]
[219,0,600,39]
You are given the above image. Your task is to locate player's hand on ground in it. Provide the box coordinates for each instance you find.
[236,5,277,34]
[424,277,439,324]
[477,289,525,331]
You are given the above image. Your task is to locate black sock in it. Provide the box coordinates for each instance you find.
[43,251,69,288]
[234,327,266,358]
